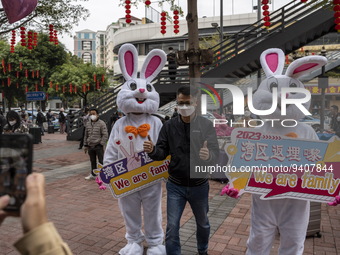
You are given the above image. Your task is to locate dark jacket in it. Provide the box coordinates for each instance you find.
[149,115,219,186]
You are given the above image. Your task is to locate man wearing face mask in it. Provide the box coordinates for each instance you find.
[83,108,108,180]
[143,85,219,255]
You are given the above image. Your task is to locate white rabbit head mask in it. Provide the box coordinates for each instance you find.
[117,44,167,114]
[252,48,327,121]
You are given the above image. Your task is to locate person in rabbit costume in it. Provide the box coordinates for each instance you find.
[104,44,167,255]
[222,48,328,255]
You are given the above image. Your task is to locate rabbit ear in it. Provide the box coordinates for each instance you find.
[140,49,167,82]
[260,48,285,77]
[118,44,138,81]
[285,55,327,79]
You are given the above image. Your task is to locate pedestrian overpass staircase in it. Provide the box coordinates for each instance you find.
[67,0,337,141]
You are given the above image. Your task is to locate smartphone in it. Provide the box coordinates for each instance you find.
[0,134,33,211]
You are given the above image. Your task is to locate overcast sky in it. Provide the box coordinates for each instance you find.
[59,0,290,52]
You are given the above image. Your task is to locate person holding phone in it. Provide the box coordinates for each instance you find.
[0,173,73,255]
[3,111,29,134]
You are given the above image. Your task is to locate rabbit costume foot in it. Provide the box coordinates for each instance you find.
[146,244,166,255]
[119,242,144,255]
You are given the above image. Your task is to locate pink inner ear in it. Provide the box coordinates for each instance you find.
[266,53,279,73]
[145,56,161,79]
[124,51,134,76]
[293,63,318,74]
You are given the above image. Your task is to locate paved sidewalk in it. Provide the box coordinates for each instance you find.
[0,133,339,254]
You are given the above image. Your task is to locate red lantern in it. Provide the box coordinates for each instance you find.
[27,31,33,50]
[8,63,11,72]
[334,1,340,32]
[173,10,180,34]
[25,69,28,78]
[49,81,53,89]
[35,84,38,91]
[7,77,10,87]
[56,84,59,91]
[20,27,26,47]
[102,74,105,82]
[54,30,58,45]
[145,0,151,6]
[69,83,73,93]
[25,85,28,93]
[74,86,77,93]
[33,32,38,47]
[16,71,19,78]
[161,11,167,35]
[49,24,54,42]
[125,1,132,24]
[262,2,271,28]
[301,0,307,2]
[93,74,97,82]
[10,30,16,53]
[32,70,35,78]
[41,77,44,87]
[19,62,22,70]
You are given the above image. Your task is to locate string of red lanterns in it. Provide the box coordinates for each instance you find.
[161,11,167,35]
[20,27,26,47]
[125,0,132,24]
[334,0,340,32]
[49,24,54,42]
[10,30,16,53]
[173,10,179,34]
[262,0,271,28]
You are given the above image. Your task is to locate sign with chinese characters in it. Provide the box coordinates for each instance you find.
[305,85,340,95]
[96,136,170,198]
[225,128,340,203]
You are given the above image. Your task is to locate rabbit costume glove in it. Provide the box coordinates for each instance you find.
[104,44,167,255]
[246,48,326,255]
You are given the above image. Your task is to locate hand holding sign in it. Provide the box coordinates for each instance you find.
[328,195,340,206]
[143,135,154,153]
[199,141,210,161]
[115,135,141,171]
[220,184,239,199]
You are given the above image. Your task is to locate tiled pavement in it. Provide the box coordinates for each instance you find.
[0,133,339,255]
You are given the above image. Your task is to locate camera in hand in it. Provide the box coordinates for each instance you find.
[0,134,33,211]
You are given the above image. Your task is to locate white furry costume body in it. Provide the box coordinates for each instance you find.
[247,123,317,255]
[103,44,167,255]
[246,48,327,255]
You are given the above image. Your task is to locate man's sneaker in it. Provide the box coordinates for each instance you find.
[85,174,96,180]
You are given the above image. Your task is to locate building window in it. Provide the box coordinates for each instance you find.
[82,41,92,51]
[82,52,92,63]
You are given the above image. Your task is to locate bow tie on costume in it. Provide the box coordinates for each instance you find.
[125,124,151,138]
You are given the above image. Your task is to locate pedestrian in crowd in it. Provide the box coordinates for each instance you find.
[20,109,28,124]
[36,109,45,136]
[330,105,340,136]
[171,107,178,118]
[46,109,53,125]
[143,85,219,255]
[0,110,6,134]
[83,108,108,180]
[108,110,123,135]
[58,108,66,134]
[0,173,73,255]
[3,111,29,134]
[78,107,89,150]
[167,47,177,81]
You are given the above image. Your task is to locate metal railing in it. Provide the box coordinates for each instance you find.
[201,0,331,75]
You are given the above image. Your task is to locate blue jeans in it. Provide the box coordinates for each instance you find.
[165,181,210,255]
